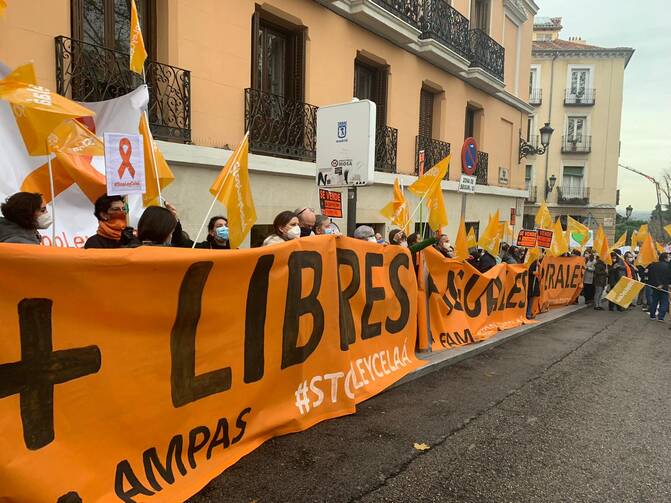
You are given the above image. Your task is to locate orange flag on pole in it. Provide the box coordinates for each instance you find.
[380,178,409,232]
[129,0,148,75]
[535,200,552,229]
[209,133,256,248]
[139,113,175,207]
[454,218,469,261]
[635,234,657,267]
[594,225,612,265]
[408,155,450,231]
[478,210,502,257]
[549,218,569,257]
[466,226,477,249]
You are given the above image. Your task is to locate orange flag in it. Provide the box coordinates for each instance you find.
[454,218,469,261]
[0,63,94,155]
[380,178,409,232]
[209,133,256,248]
[594,225,612,266]
[478,210,502,257]
[466,226,477,249]
[0,0,6,17]
[549,218,569,257]
[409,155,450,231]
[635,234,657,267]
[535,200,552,229]
[129,0,148,74]
[140,113,175,207]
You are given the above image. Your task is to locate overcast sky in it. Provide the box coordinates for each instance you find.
[536,0,671,217]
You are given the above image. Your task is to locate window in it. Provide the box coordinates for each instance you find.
[566,116,586,143]
[418,88,434,139]
[251,12,306,101]
[525,165,533,190]
[465,106,477,139]
[562,166,584,197]
[470,0,490,32]
[71,0,155,57]
[354,58,388,127]
[569,69,589,97]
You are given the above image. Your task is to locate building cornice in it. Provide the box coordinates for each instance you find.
[533,48,635,67]
[503,0,528,26]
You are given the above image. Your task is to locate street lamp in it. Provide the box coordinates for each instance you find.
[545,174,557,198]
[519,122,555,162]
[625,205,633,220]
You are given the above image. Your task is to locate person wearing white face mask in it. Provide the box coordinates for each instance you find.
[263,211,301,246]
[0,192,51,245]
[353,225,377,242]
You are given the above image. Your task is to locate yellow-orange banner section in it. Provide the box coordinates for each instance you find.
[0,236,421,502]
[423,247,530,352]
[535,255,585,314]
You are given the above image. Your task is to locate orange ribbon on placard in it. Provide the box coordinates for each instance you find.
[117,137,135,179]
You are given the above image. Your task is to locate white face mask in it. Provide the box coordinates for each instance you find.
[36,212,53,229]
[368,236,377,243]
[286,226,301,240]
[399,241,408,248]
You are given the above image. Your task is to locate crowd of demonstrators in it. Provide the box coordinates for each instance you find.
[0,192,51,244]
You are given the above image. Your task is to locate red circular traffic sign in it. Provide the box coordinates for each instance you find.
[461,137,478,176]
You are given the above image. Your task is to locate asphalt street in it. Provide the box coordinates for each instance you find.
[189,308,671,503]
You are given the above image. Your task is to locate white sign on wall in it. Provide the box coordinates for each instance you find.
[316,99,375,188]
[104,132,145,196]
[458,174,476,193]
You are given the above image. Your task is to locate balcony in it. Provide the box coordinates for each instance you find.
[557,186,590,205]
[529,88,542,106]
[564,88,596,106]
[475,151,488,185]
[561,135,592,154]
[414,136,451,177]
[525,185,538,203]
[418,0,470,59]
[244,89,318,162]
[375,125,399,173]
[371,0,421,28]
[468,29,505,82]
[54,35,191,143]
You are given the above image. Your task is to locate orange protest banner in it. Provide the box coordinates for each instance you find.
[535,255,585,313]
[423,247,530,351]
[0,236,421,502]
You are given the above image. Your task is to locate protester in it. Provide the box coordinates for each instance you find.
[389,228,408,247]
[133,206,178,246]
[353,225,376,242]
[375,232,385,244]
[193,215,231,249]
[501,244,519,264]
[0,192,50,244]
[638,262,650,311]
[527,256,541,319]
[294,207,316,237]
[434,234,453,258]
[263,211,300,246]
[583,251,596,304]
[84,194,135,249]
[646,252,671,321]
[608,251,627,312]
[471,247,496,273]
[314,215,334,236]
[593,255,608,310]
[407,233,420,248]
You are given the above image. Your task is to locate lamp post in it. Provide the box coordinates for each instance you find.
[519,122,555,162]
[625,205,633,220]
[545,174,557,198]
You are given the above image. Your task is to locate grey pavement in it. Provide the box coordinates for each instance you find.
[189,307,671,503]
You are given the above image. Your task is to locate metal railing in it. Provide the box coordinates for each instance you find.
[419,0,470,57]
[370,0,421,28]
[525,185,538,203]
[55,35,191,143]
[375,125,399,173]
[476,151,488,185]
[561,135,592,153]
[529,88,542,105]
[468,29,504,81]
[244,88,318,162]
[564,88,596,105]
[557,186,590,205]
[415,136,450,177]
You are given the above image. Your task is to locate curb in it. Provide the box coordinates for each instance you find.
[393,304,589,388]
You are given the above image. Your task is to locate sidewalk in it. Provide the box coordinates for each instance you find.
[396,303,588,387]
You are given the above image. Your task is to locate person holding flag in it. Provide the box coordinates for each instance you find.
[646,252,671,321]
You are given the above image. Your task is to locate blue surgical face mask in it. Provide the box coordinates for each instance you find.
[324,227,334,235]
[215,226,229,241]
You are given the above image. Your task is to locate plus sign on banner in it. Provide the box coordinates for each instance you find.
[103,132,145,196]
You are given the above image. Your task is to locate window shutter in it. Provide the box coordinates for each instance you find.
[291,28,306,102]
[418,89,434,139]
[251,11,260,90]
[375,66,388,127]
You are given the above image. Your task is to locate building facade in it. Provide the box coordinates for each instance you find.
[523,17,634,240]
[0,0,540,246]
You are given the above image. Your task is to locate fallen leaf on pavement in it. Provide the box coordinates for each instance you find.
[413,442,430,451]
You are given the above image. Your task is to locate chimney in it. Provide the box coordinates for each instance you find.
[568,36,587,45]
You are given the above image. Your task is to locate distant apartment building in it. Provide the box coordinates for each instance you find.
[523,17,634,240]
[1,0,540,245]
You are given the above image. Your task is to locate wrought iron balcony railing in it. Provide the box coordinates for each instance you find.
[375,125,399,173]
[244,89,318,162]
[370,0,422,28]
[561,135,592,153]
[557,186,590,205]
[564,88,596,106]
[468,29,504,81]
[529,88,542,105]
[476,151,488,185]
[419,0,470,58]
[55,35,191,143]
[415,136,450,177]
[525,185,538,203]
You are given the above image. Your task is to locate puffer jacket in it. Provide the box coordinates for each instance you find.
[0,217,40,244]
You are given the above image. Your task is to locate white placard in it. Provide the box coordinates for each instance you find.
[316,100,375,187]
[458,174,477,193]
[104,132,145,196]
[498,166,509,185]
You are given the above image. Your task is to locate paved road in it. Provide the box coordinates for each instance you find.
[189,308,671,503]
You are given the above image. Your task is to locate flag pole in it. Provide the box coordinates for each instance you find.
[46,142,56,242]
[141,68,162,207]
